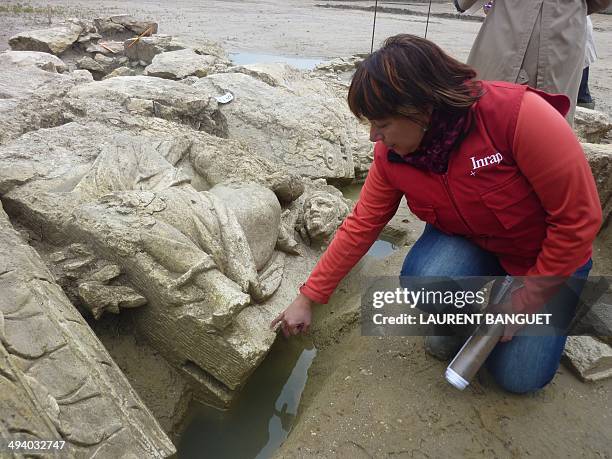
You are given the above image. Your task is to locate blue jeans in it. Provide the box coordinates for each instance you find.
[400,224,592,394]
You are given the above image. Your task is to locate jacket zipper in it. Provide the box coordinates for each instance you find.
[441,173,475,235]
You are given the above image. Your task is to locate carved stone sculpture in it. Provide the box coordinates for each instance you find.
[0,203,174,457]
[0,53,354,410]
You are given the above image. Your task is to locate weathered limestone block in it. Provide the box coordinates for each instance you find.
[575,107,612,143]
[194,69,370,180]
[210,182,281,270]
[0,203,174,457]
[563,336,612,381]
[85,40,124,55]
[0,118,226,204]
[66,17,97,35]
[0,122,118,199]
[571,291,612,346]
[72,69,95,82]
[0,54,67,100]
[245,64,372,178]
[314,54,366,74]
[0,50,67,73]
[92,316,193,438]
[103,65,138,79]
[189,137,304,203]
[145,48,224,79]
[582,142,612,226]
[124,34,188,64]
[78,32,103,44]
[65,76,228,137]
[94,16,158,36]
[77,55,106,75]
[0,60,92,144]
[77,54,129,78]
[9,23,83,55]
[95,53,129,70]
[224,63,304,88]
[194,42,229,60]
[78,281,147,319]
[93,18,128,35]
[0,344,64,450]
[111,16,158,35]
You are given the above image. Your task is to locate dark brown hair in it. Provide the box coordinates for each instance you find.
[348,34,482,121]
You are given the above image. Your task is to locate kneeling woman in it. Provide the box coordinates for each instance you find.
[272,34,602,393]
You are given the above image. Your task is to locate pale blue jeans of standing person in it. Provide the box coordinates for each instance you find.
[400,224,592,394]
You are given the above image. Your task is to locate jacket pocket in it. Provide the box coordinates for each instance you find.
[480,175,544,230]
[407,203,437,226]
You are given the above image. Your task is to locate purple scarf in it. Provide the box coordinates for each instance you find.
[395,108,471,174]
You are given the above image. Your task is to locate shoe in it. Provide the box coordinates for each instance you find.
[577,101,595,110]
[424,334,466,361]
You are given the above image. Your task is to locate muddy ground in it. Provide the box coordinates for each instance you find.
[1,1,611,458]
[274,240,612,458]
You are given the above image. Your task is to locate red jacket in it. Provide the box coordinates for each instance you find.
[301,81,602,306]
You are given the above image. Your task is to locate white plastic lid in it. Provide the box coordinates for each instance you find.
[445,367,469,390]
[215,92,234,104]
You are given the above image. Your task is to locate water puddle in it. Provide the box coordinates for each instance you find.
[177,337,316,458]
[229,52,323,70]
[367,238,399,259]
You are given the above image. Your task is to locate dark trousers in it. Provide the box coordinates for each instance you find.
[578,67,593,104]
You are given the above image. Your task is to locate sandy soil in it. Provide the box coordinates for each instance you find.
[274,246,612,458]
[1,2,611,457]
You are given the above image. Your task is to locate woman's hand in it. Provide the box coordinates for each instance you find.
[490,301,522,343]
[270,293,313,338]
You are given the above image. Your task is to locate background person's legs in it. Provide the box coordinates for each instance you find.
[577,66,595,109]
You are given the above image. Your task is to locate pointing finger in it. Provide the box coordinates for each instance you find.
[270,312,284,330]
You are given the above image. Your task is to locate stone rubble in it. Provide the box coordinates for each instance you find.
[0,49,67,73]
[194,70,371,181]
[9,23,83,55]
[94,15,158,37]
[563,336,612,382]
[575,106,612,144]
[144,48,226,79]
[124,34,188,64]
